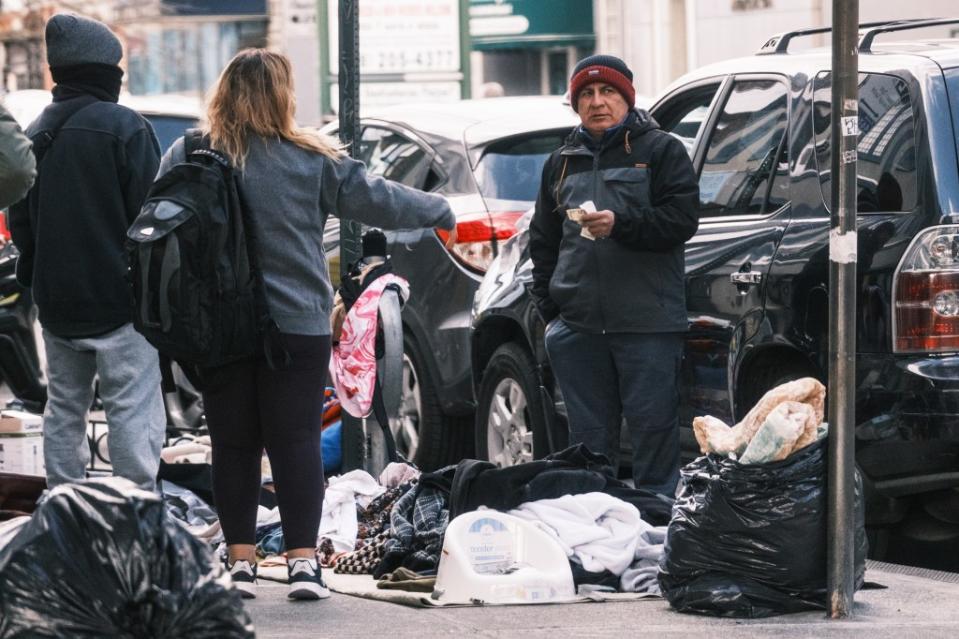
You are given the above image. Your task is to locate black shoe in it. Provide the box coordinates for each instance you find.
[287,557,331,600]
[227,559,257,599]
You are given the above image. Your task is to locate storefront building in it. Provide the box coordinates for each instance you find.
[469,0,595,97]
[114,0,268,96]
[0,0,267,96]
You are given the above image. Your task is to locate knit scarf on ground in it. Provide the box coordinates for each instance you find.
[50,63,123,103]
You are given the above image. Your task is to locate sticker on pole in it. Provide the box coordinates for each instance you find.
[829,228,858,264]
[841,116,859,137]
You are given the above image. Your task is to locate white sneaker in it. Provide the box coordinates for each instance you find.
[227,559,257,599]
[287,557,331,601]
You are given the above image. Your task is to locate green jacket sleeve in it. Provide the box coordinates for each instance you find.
[0,104,36,210]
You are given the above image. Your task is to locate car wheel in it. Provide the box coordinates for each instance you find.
[475,343,548,467]
[393,352,423,460]
[393,334,470,470]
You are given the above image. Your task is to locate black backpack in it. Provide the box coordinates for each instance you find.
[127,130,275,371]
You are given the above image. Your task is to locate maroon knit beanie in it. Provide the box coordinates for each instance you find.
[569,54,636,113]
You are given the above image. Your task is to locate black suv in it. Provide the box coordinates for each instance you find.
[470,20,959,566]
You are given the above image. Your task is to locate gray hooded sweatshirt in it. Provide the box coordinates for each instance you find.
[158,134,455,336]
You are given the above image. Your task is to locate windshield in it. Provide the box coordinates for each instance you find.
[947,68,959,174]
[472,131,570,204]
[145,115,199,153]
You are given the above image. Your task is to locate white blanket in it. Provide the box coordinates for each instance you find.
[619,526,667,595]
[317,470,386,551]
[509,492,641,576]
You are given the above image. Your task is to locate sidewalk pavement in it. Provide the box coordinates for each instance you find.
[245,561,959,638]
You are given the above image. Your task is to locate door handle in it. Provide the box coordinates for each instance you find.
[730,271,763,286]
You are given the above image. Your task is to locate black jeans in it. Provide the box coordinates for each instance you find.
[202,333,331,549]
[545,319,683,495]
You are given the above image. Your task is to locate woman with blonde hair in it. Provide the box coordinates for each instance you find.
[156,49,455,601]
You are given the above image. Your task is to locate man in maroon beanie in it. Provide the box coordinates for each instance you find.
[529,54,699,495]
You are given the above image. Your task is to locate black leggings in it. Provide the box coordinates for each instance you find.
[202,334,330,549]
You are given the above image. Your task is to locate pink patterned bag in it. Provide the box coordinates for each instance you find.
[329,274,409,418]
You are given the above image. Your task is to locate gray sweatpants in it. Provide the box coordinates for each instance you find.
[41,323,165,491]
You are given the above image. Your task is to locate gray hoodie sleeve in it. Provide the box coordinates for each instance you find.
[320,154,455,230]
[0,104,36,210]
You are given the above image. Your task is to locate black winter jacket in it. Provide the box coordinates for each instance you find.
[9,95,160,338]
[529,109,699,334]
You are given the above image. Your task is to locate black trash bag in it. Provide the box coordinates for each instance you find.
[658,439,866,618]
[0,477,253,638]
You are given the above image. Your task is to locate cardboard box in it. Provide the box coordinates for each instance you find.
[0,432,45,476]
[0,410,43,434]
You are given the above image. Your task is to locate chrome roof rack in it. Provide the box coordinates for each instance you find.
[859,17,959,53]
[756,19,927,55]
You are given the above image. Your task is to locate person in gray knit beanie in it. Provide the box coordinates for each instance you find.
[45,13,123,68]
[42,13,125,102]
[7,12,165,494]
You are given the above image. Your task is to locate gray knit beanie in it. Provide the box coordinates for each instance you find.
[45,13,122,68]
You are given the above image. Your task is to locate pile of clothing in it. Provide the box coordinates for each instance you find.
[509,492,666,594]
[319,446,672,595]
[692,377,827,464]
[158,429,676,598]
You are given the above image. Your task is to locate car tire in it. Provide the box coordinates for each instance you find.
[737,361,820,421]
[475,342,549,467]
[394,334,470,471]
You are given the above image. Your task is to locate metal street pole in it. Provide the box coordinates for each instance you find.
[338,0,365,471]
[827,0,858,619]
[338,0,362,276]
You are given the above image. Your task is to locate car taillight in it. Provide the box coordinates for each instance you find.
[893,224,959,353]
[436,210,524,274]
[0,211,9,243]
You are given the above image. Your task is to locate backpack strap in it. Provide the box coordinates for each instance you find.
[371,375,400,463]
[29,95,99,164]
[158,353,177,394]
[184,128,203,156]
[183,128,229,167]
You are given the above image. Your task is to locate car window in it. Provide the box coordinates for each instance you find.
[359,126,431,189]
[143,115,199,153]
[473,132,568,203]
[654,83,721,158]
[766,142,790,212]
[698,78,789,217]
[812,72,918,213]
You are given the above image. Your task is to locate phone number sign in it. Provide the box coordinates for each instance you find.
[328,0,462,75]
